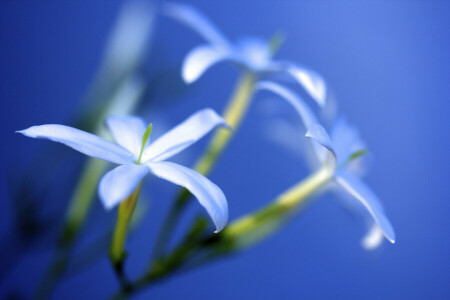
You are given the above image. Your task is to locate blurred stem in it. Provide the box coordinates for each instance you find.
[34,159,107,300]
[112,167,333,299]
[152,70,256,260]
[110,181,143,288]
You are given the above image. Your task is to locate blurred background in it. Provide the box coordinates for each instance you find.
[1,0,449,299]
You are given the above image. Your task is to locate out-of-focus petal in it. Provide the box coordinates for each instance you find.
[17,124,132,165]
[147,161,228,232]
[163,2,230,47]
[330,118,366,164]
[182,44,231,83]
[335,171,396,244]
[305,123,337,169]
[361,224,384,250]
[234,38,271,71]
[106,116,148,158]
[142,108,228,163]
[98,164,149,210]
[257,81,327,164]
[266,62,327,107]
[257,81,318,128]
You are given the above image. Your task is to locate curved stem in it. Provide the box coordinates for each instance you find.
[151,71,256,259]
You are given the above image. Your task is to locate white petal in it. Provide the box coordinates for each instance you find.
[305,123,337,169]
[18,124,132,165]
[182,44,231,83]
[147,161,228,232]
[234,38,271,71]
[361,224,384,250]
[256,81,327,167]
[266,62,327,107]
[257,81,318,128]
[106,116,147,158]
[335,171,396,243]
[98,164,149,210]
[163,2,230,47]
[142,108,228,163]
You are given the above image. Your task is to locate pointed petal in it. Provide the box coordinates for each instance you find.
[98,164,148,209]
[147,161,228,232]
[257,81,318,128]
[163,2,230,47]
[266,62,327,107]
[142,108,228,163]
[305,123,337,169]
[335,171,396,243]
[106,116,147,158]
[182,44,231,83]
[17,124,132,164]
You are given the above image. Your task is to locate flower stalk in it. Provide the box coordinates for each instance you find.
[109,181,143,284]
[152,70,256,259]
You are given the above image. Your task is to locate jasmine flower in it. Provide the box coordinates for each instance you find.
[18,109,229,232]
[163,2,327,106]
[257,81,395,246]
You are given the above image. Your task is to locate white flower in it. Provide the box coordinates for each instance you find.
[18,109,229,232]
[257,81,396,247]
[162,2,327,106]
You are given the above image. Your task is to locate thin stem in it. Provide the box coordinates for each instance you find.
[151,71,256,259]
[109,181,143,287]
[112,167,333,299]
[34,159,107,300]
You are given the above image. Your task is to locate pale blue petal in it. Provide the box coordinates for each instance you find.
[257,81,318,128]
[330,117,366,165]
[98,164,148,210]
[17,124,133,165]
[142,108,228,163]
[147,161,228,232]
[106,116,148,159]
[334,171,396,243]
[266,62,327,107]
[234,38,271,71]
[256,81,328,164]
[163,2,230,47]
[182,44,231,83]
[361,224,384,250]
[305,123,337,168]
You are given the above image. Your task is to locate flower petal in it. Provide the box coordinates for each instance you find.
[17,124,132,164]
[106,116,147,158]
[147,161,228,232]
[182,44,231,83]
[361,224,384,250]
[305,123,337,169]
[98,164,149,210]
[334,171,396,243]
[163,2,230,47]
[257,81,328,167]
[257,81,318,128]
[142,108,228,163]
[266,62,327,107]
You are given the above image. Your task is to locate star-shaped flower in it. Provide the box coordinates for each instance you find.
[163,2,327,106]
[257,81,395,246]
[18,109,229,232]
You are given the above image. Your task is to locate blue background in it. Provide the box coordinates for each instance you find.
[1,0,449,299]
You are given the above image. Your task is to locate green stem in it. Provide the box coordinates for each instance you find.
[220,166,333,246]
[34,159,107,300]
[112,167,333,299]
[109,181,143,286]
[151,71,256,259]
